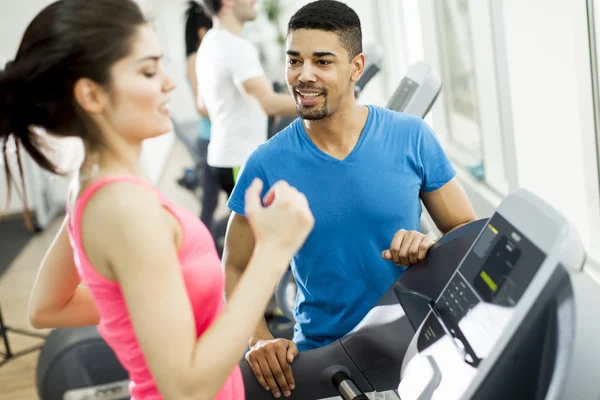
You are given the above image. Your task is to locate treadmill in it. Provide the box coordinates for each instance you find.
[242,188,600,400]
[396,189,600,400]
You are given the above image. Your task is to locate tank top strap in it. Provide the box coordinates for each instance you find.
[69,176,167,226]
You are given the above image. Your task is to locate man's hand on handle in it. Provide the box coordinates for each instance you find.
[382,229,435,266]
[245,338,298,398]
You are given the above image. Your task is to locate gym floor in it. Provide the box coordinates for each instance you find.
[0,139,230,399]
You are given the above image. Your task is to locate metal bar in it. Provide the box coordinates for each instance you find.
[586,0,600,201]
[0,305,13,358]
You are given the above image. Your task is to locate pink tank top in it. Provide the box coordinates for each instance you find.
[66,176,245,400]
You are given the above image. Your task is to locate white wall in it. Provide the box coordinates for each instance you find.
[499,0,600,252]
[0,0,54,57]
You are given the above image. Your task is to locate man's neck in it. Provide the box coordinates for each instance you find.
[303,102,369,157]
[213,13,244,36]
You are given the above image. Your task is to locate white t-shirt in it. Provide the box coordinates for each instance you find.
[196,29,268,168]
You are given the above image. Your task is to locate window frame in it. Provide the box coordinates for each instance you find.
[584,0,600,278]
[419,0,512,197]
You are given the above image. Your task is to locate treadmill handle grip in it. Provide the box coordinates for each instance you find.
[332,371,370,400]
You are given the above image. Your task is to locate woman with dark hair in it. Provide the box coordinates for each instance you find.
[185,0,212,59]
[1,1,313,398]
[181,0,221,235]
[184,0,212,133]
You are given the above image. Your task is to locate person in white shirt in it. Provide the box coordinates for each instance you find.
[197,0,297,195]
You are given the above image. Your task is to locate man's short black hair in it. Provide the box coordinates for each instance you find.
[185,1,213,56]
[199,0,222,17]
[287,0,363,59]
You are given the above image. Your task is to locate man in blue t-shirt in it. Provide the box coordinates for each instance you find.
[223,1,477,397]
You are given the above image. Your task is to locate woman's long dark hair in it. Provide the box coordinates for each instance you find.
[185,1,213,57]
[0,0,147,228]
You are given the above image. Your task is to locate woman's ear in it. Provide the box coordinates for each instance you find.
[73,78,106,115]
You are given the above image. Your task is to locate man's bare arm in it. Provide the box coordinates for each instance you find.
[242,76,298,117]
[421,177,478,235]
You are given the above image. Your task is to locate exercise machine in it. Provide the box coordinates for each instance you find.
[36,326,129,400]
[386,61,441,119]
[241,188,600,399]
[398,190,597,399]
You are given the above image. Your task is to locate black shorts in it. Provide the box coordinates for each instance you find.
[212,166,240,197]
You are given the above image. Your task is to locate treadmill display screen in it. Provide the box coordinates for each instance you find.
[461,214,546,306]
[474,236,520,302]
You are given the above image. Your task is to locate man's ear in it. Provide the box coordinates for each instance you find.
[351,53,366,83]
[73,78,106,115]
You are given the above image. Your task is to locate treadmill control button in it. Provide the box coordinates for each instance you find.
[439,275,480,322]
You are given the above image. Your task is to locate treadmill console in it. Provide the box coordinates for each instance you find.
[417,214,546,362]
[398,189,586,400]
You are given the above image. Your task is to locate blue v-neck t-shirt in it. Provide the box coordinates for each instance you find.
[227,105,456,351]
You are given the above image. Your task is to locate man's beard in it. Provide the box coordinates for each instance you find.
[298,101,329,120]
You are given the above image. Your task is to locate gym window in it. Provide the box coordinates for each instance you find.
[434,0,483,170]
[418,0,511,197]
